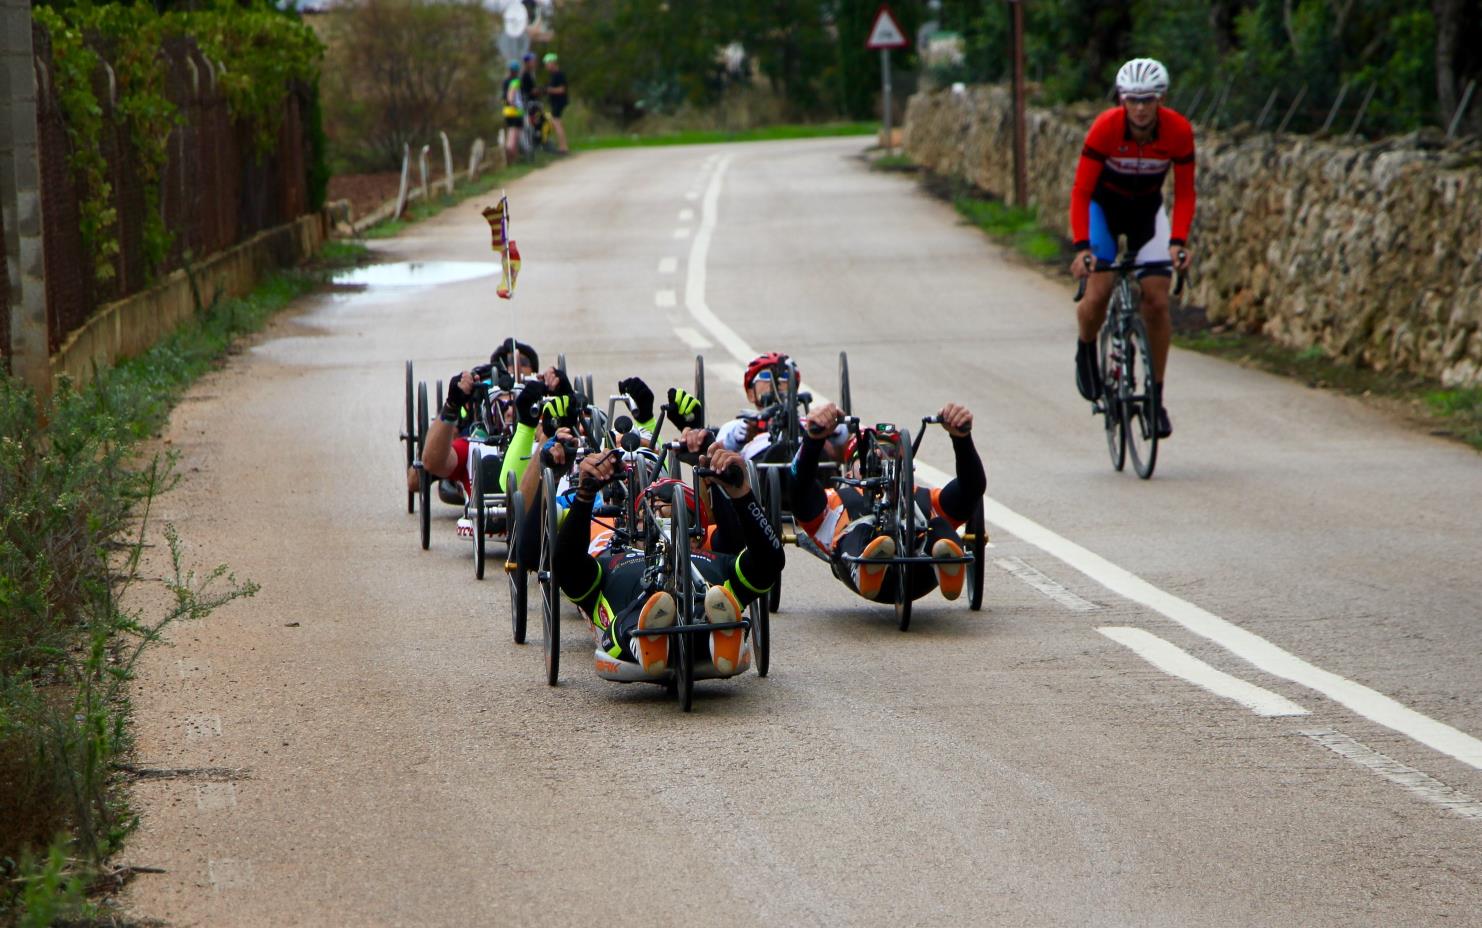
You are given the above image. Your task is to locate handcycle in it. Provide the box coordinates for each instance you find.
[1073,254,1185,480]
[772,415,987,631]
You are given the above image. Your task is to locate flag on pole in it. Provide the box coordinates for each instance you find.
[482,196,520,300]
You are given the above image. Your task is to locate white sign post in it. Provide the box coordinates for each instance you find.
[866,4,908,152]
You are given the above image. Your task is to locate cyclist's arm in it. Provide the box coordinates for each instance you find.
[499,423,535,492]
[790,433,829,524]
[934,432,987,523]
[722,489,784,599]
[554,492,603,611]
[1169,153,1196,248]
[707,485,744,554]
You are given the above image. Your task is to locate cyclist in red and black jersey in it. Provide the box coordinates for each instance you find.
[1069,58,1195,439]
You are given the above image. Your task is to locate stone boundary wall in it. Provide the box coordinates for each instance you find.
[50,213,324,390]
[904,86,1482,388]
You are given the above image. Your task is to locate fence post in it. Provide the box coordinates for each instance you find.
[468,138,485,182]
[2,2,51,396]
[1447,79,1476,140]
[394,143,410,218]
[1321,81,1350,133]
[1277,84,1308,133]
[417,144,430,202]
[439,131,454,196]
[1255,87,1279,129]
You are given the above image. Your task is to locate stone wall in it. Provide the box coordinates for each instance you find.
[904,86,1482,388]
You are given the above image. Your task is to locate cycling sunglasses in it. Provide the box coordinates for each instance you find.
[1122,94,1160,105]
[752,369,791,385]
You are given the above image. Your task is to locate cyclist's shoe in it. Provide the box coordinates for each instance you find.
[1155,405,1173,439]
[438,478,467,506]
[632,591,675,675]
[853,535,897,600]
[703,583,745,675]
[1075,340,1103,402]
[932,537,966,601]
[456,517,474,539]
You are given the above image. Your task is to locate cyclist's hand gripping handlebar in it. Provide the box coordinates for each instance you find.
[1072,254,1094,302]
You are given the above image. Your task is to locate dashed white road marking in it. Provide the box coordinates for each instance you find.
[184,715,222,740]
[995,556,1099,612]
[208,858,254,891]
[1099,627,1309,718]
[674,327,712,351]
[679,208,695,221]
[195,782,238,812]
[1302,729,1482,819]
[658,256,678,274]
[681,147,1482,773]
[654,289,676,308]
[673,228,691,239]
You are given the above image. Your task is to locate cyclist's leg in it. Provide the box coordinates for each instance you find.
[1132,208,1174,384]
[1076,201,1119,341]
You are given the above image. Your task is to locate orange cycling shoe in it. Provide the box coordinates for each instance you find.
[704,583,745,675]
[853,535,896,600]
[632,591,675,674]
[932,537,965,601]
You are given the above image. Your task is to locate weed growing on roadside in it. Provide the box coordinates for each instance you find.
[952,195,1065,264]
[363,159,548,239]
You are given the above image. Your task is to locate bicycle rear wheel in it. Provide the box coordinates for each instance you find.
[1125,316,1159,480]
[1098,326,1126,472]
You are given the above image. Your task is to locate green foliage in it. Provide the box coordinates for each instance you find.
[953,194,1065,264]
[320,0,498,173]
[32,1,325,286]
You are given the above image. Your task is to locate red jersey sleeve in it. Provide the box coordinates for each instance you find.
[1163,109,1197,245]
[1069,109,1121,249]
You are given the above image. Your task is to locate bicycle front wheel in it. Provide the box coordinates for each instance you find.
[1098,326,1126,472]
[1125,316,1159,480]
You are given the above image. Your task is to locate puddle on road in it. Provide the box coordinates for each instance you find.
[331,261,498,289]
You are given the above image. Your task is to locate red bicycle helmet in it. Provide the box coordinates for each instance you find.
[640,477,705,529]
[743,352,799,391]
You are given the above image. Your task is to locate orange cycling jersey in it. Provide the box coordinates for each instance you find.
[1070,106,1196,250]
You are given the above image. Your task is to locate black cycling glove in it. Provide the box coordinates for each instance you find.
[441,374,472,423]
[618,377,654,423]
[666,388,703,429]
[540,394,579,432]
[514,379,547,428]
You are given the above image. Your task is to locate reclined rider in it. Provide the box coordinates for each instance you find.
[792,402,985,603]
[716,353,848,463]
[555,445,784,678]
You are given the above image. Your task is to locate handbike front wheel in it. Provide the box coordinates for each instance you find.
[1098,328,1126,473]
[540,471,561,685]
[1125,317,1159,480]
[895,427,916,633]
[507,490,528,643]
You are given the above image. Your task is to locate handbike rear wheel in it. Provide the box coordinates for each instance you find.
[671,499,695,712]
[540,471,561,685]
[404,361,416,513]
[967,498,987,611]
[895,427,916,632]
[417,382,432,549]
[507,490,528,643]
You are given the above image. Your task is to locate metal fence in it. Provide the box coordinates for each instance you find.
[1164,77,1478,140]
[32,23,312,355]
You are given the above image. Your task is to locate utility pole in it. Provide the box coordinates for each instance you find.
[1010,0,1027,207]
[2,0,50,396]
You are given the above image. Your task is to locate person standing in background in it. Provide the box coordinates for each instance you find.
[543,52,569,154]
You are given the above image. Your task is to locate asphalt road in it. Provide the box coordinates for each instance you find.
[123,138,1482,927]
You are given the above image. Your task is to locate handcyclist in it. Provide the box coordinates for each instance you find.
[792,402,985,604]
[555,445,784,678]
[716,353,847,462]
[1069,57,1195,439]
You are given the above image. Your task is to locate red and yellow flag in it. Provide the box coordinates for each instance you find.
[481,197,519,300]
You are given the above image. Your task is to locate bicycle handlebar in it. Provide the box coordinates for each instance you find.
[695,464,744,488]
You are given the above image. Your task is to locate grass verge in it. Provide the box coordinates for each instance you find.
[573,121,877,150]
[1173,330,1482,450]
[363,156,555,239]
[0,239,368,926]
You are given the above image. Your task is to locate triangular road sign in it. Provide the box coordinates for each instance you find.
[866,4,908,50]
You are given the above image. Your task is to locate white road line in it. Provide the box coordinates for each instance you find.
[1099,627,1310,718]
[184,714,222,740]
[654,289,676,308]
[195,782,238,812]
[674,326,712,350]
[995,556,1099,612]
[682,147,1482,773]
[208,858,254,891]
[1302,729,1482,819]
[658,257,678,274]
[679,208,695,221]
[674,228,691,239]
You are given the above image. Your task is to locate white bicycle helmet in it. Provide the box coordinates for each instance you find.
[1115,58,1170,96]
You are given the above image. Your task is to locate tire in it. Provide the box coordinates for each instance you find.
[671,498,695,712]
[1099,325,1126,472]
[895,428,915,632]
[556,353,567,376]
[436,379,444,418]
[473,447,486,580]
[417,381,432,550]
[967,499,987,612]
[764,467,783,612]
[838,351,851,416]
[508,490,528,644]
[694,354,706,425]
[1125,316,1160,480]
[404,361,416,514]
[745,461,770,677]
[540,470,561,686]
